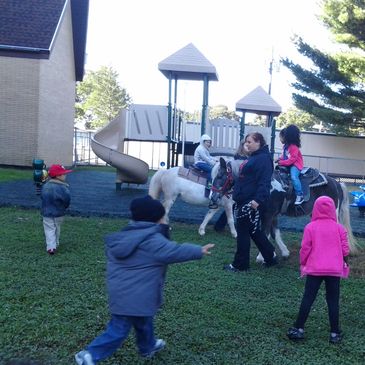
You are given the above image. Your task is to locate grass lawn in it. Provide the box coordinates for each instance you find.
[0,206,364,365]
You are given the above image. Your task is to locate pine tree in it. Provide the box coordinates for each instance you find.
[282,0,365,135]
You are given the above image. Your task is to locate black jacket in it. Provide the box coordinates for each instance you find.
[232,145,273,209]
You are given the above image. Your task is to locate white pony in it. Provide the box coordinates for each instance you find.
[148,163,237,238]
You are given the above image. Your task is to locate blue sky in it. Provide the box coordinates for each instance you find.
[85,0,334,113]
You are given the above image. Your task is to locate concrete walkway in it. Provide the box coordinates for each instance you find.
[1,170,364,236]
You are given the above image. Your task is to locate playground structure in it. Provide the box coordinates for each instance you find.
[90,43,283,186]
[89,43,365,187]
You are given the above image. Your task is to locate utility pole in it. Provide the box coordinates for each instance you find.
[268,48,274,95]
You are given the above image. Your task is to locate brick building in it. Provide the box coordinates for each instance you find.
[0,0,89,167]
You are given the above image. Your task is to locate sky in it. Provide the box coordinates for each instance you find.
[85,0,336,113]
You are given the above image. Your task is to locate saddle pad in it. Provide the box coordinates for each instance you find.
[300,171,328,201]
[178,167,207,186]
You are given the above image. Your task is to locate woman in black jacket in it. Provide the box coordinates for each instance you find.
[224,132,277,272]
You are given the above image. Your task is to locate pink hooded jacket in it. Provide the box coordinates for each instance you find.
[278,144,304,170]
[300,196,350,277]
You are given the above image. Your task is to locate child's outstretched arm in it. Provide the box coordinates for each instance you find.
[201,244,215,255]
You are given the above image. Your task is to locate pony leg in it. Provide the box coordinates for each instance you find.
[272,228,289,258]
[199,209,218,236]
[162,198,175,224]
[225,203,237,238]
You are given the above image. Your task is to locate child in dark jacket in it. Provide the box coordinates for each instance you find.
[75,195,214,365]
[40,164,72,255]
[287,196,350,344]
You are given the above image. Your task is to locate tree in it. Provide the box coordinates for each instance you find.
[276,107,323,131]
[209,105,240,121]
[281,0,365,135]
[76,66,132,129]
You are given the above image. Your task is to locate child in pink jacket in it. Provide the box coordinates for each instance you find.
[277,125,304,205]
[287,196,350,344]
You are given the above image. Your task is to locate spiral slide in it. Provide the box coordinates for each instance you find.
[91,110,149,185]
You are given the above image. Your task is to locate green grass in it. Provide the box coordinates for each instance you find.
[0,207,364,365]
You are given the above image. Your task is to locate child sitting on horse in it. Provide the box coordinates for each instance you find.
[277,125,304,205]
[194,134,217,182]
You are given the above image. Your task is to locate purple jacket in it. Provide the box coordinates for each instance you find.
[300,196,349,277]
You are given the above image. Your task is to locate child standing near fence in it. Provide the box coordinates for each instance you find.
[287,196,350,344]
[40,164,72,255]
[277,125,304,205]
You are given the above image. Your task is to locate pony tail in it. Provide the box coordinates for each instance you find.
[148,169,165,199]
[339,182,359,254]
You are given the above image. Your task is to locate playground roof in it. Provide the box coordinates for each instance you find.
[0,0,89,81]
[158,43,219,81]
[236,86,282,115]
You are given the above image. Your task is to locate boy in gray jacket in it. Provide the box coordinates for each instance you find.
[75,195,214,365]
[41,164,72,255]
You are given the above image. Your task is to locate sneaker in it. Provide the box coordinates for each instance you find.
[223,264,247,273]
[47,249,56,255]
[141,339,166,358]
[287,327,304,340]
[75,350,95,365]
[329,332,342,344]
[264,256,278,268]
[294,195,304,205]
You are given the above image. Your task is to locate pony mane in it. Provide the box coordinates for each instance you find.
[228,159,243,178]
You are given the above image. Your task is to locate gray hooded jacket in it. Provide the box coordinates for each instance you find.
[105,221,203,316]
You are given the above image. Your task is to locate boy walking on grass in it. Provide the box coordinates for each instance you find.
[75,195,214,365]
[40,164,72,255]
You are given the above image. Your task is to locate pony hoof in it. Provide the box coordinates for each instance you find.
[231,232,237,239]
[198,229,206,236]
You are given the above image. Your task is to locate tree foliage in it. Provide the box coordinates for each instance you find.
[76,66,132,129]
[184,105,239,122]
[209,105,240,121]
[276,107,323,131]
[282,0,365,135]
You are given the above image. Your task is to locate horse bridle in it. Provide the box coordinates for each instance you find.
[211,164,234,197]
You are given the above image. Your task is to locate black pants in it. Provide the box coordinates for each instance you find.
[295,275,340,333]
[232,210,275,270]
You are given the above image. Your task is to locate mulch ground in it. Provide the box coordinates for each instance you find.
[1,170,365,237]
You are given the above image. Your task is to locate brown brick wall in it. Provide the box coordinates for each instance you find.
[0,0,76,167]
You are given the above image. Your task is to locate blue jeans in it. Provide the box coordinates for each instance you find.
[290,166,303,196]
[195,162,212,180]
[86,315,155,362]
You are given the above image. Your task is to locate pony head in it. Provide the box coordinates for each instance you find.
[210,158,234,205]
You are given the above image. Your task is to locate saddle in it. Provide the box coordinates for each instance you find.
[178,166,211,198]
[276,166,328,203]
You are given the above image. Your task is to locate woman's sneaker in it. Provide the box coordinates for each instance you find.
[141,339,166,358]
[287,327,304,340]
[329,332,342,344]
[75,350,94,365]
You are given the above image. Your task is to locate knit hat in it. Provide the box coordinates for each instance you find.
[130,195,165,223]
[48,164,73,178]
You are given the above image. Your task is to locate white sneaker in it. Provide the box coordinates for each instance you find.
[75,350,94,365]
[141,339,166,358]
[294,195,304,205]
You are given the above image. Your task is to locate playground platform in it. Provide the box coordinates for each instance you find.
[1,170,365,237]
